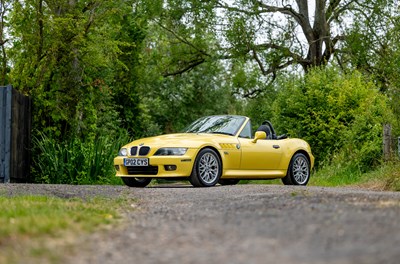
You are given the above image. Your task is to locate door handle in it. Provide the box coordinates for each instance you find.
[273,145,280,149]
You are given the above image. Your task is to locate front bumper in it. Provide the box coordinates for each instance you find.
[114,150,196,178]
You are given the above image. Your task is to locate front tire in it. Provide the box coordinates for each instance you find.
[282,153,310,186]
[189,148,222,187]
[122,177,152,187]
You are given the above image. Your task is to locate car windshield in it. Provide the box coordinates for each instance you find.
[184,115,246,136]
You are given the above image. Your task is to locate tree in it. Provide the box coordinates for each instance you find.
[8,0,145,139]
[148,0,396,96]
[5,0,150,183]
[138,21,242,134]
[343,6,400,132]
[109,5,148,138]
[0,0,10,85]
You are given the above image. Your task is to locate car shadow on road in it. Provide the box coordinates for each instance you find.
[148,182,223,188]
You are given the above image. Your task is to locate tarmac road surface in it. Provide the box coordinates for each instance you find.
[2,183,400,264]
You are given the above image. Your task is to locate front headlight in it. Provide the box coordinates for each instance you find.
[154,148,187,156]
[118,148,128,156]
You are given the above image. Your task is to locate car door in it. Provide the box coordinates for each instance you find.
[238,138,284,170]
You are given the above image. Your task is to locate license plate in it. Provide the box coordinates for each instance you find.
[124,158,149,167]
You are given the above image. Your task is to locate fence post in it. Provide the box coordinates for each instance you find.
[398,137,400,158]
[383,124,392,162]
[1,85,31,183]
[0,85,12,183]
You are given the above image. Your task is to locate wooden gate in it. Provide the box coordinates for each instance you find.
[0,85,31,183]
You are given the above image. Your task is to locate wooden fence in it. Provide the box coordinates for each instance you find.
[0,85,31,183]
[383,124,400,161]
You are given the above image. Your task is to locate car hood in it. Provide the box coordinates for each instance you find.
[123,133,236,149]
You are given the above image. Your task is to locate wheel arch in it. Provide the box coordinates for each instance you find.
[292,150,311,165]
[191,145,224,174]
[282,150,312,186]
[290,149,312,171]
[197,145,223,168]
[189,145,224,187]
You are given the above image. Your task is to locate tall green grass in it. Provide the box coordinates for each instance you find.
[309,163,367,187]
[310,159,400,191]
[32,132,129,184]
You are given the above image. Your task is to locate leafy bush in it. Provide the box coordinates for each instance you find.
[31,132,129,184]
[272,67,394,171]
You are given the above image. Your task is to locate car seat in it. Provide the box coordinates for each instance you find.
[256,125,272,139]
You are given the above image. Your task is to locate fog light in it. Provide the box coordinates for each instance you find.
[164,165,177,171]
[115,165,120,171]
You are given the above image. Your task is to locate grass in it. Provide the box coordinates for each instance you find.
[32,131,129,185]
[309,161,400,191]
[0,195,131,264]
[309,164,366,187]
[238,161,400,192]
[354,162,400,191]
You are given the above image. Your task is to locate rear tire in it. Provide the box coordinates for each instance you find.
[189,148,222,187]
[282,153,310,186]
[122,177,152,187]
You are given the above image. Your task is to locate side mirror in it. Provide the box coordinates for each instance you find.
[252,131,266,143]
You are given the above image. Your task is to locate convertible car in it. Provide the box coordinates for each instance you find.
[114,115,314,187]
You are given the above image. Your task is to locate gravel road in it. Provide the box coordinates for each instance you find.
[1,183,400,264]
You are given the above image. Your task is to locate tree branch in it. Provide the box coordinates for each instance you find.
[217,0,308,28]
[251,49,267,75]
[254,43,308,65]
[162,58,205,77]
[326,0,342,21]
[251,45,299,77]
[327,0,356,24]
[156,21,210,57]
[322,34,345,62]
[255,1,303,23]
[234,74,276,99]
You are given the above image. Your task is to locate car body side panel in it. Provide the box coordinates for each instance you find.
[218,142,241,170]
[220,138,314,179]
[238,138,284,170]
[276,139,315,170]
[222,169,287,179]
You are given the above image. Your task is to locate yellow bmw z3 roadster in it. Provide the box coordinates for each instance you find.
[114,115,314,187]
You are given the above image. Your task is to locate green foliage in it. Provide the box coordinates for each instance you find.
[310,160,367,187]
[5,0,152,184]
[110,6,148,138]
[343,6,400,136]
[139,61,239,134]
[8,0,145,139]
[272,67,393,171]
[310,160,400,191]
[1,0,398,188]
[243,93,276,132]
[138,17,242,134]
[31,131,128,184]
